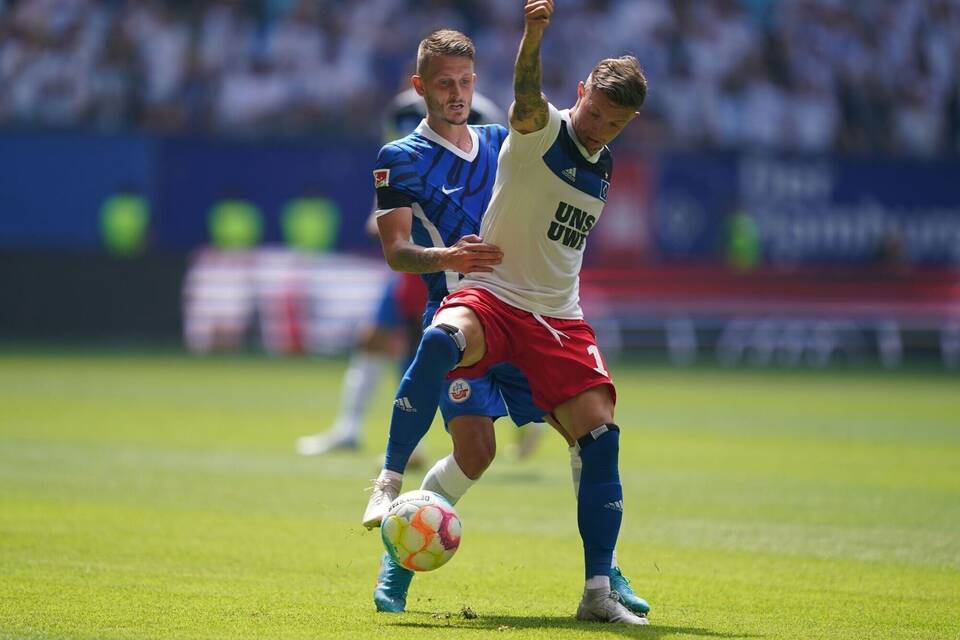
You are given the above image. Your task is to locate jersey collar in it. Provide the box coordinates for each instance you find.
[559,109,603,164]
[415,120,479,162]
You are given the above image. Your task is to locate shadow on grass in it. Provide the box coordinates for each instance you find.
[389,611,758,638]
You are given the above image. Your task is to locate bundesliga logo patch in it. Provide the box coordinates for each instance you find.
[373,169,390,188]
[448,378,471,403]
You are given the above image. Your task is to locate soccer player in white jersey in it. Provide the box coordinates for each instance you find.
[369,0,650,625]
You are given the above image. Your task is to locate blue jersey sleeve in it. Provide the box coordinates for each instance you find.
[373,143,421,210]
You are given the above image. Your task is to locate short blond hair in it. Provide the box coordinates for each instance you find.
[588,56,647,110]
[416,29,475,76]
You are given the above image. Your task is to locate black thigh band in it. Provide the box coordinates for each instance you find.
[577,423,620,450]
[434,323,466,364]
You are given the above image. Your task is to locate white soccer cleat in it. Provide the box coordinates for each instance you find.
[295,430,358,457]
[362,475,402,529]
[575,589,649,626]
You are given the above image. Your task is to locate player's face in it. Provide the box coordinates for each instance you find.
[570,82,637,155]
[414,56,476,126]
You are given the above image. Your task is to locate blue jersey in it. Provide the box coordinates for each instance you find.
[373,121,508,303]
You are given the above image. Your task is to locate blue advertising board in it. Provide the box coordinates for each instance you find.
[0,132,379,253]
[654,152,960,265]
[1,132,958,265]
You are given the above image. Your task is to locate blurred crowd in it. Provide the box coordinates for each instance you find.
[2,0,960,156]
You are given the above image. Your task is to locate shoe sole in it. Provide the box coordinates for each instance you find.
[576,607,649,625]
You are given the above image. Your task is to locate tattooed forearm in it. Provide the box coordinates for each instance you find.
[512,33,548,131]
[387,245,445,273]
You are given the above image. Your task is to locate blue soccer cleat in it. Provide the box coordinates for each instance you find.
[373,552,414,613]
[610,566,651,615]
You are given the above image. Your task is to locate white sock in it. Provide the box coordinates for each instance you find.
[611,549,618,570]
[332,351,386,439]
[585,575,611,591]
[420,454,476,505]
[569,445,582,498]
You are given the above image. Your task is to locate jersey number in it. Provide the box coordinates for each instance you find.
[587,345,608,376]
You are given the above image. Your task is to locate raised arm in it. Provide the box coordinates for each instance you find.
[509,0,554,134]
[376,209,503,274]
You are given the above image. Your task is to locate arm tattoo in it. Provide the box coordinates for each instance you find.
[513,35,548,129]
[389,245,444,273]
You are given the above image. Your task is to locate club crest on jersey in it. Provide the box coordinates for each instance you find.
[599,179,610,202]
[373,169,390,188]
[448,378,471,403]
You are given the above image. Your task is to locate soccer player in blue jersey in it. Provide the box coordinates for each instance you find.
[361,28,649,618]
[362,31,545,611]
[294,88,505,459]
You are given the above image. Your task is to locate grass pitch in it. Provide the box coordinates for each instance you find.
[1,351,958,639]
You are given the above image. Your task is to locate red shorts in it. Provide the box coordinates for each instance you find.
[438,287,616,412]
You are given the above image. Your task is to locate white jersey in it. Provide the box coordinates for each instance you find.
[460,103,612,319]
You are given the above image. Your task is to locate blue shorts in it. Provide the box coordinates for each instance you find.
[373,275,403,330]
[423,301,546,428]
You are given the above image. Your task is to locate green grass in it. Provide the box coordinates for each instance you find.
[1,351,958,639]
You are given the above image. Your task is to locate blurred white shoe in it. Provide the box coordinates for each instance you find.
[296,430,359,456]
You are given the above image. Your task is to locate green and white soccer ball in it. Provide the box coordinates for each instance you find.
[381,490,462,572]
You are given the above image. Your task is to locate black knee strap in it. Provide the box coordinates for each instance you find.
[435,323,466,364]
[577,423,620,450]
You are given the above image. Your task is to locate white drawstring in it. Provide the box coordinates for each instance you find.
[533,313,570,346]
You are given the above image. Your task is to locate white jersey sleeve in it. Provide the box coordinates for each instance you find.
[504,103,563,161]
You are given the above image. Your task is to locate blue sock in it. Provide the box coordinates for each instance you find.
[383,325,461,473]
[577,426,622,580]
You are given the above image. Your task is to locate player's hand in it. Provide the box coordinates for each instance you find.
[524,0,554,31]
[442,234,503,274]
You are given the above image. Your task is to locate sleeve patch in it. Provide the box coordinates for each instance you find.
[373,169,390,188]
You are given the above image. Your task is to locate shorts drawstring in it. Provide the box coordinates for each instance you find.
[532,313,570,346]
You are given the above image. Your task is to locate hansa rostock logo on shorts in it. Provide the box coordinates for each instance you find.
[448,378,471,403]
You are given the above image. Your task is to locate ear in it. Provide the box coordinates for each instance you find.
[411,75,425,96]
[577,81,586,99]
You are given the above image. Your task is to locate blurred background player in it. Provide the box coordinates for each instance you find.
[295,85,523,460]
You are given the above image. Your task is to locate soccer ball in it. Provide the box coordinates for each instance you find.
[381,490,461,572]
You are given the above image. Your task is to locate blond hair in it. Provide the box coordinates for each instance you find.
[588,56,647,110]
[416,29,475,76]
